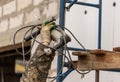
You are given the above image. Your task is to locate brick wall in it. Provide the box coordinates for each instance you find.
[0,1,59,81]
[0,0,59,47]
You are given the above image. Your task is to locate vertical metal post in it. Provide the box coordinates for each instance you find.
[98,0,102,49]
[58,0,103,82]
[96,0,102,82]
[95,70,100,82]
[57,0,66,82]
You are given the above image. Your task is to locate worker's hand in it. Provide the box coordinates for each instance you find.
[41,22,55,46]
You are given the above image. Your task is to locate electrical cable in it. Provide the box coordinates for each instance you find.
[21,39,28,80]
[48,49,71,82]
[26,26,56,81]
[58,25,93,75]
[29,26,72,82]
[14,26,38,82]
[60,25,86,50]
[31,25,91,81]
[50,27,75,82]
[66,45,92,75]
[13,24,67,81]
[13,24,41,56]
[49,26,91,80]
[14,23,93,81]
[59,27,90,75]
[21,26,39,82]
[13,25,35,55]
[65,32,92,75]
[13,25,40,82]
[1,25,36,58]
[18,25,40,82]
[28,26,58,80]
[50,49,70,82]
[54,27,74,69]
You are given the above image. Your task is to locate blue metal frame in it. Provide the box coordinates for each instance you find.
[66,0,78,10]
[57,0,66,82]
[58,0,102,82]
[67,47,90,51]
[98,0,102,49]
[58,68,74,81]
[96,0,102,82]
[67,0,99,8]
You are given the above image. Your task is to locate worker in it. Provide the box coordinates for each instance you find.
[20,20,71,82]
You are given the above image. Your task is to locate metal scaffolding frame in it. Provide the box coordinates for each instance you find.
[57,0,102,82]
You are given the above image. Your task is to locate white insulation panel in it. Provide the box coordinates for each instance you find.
[65,0,120,82]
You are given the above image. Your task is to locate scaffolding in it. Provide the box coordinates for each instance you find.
[57,0,119,82]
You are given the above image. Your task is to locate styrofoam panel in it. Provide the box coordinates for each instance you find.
[84,7,98,49]
[100,71,120,82]
[101,0,114,50]
[64,0,120,82]
[78,0,99,4]
[65,5,86,48]
[65,5,88,61]
[65,4,97,82]
[64,71,95,82]
[65,5,98,49]
[113,0,120,47]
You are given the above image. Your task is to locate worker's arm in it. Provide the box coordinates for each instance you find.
[20,24,71,82]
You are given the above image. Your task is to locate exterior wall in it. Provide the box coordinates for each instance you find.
[65,0,120,82]
[0,0,59,47]
[0,0,59,82]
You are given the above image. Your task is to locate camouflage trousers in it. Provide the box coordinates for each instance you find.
[20,47,55,82]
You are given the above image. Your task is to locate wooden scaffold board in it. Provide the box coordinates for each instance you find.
[72,48,120,71]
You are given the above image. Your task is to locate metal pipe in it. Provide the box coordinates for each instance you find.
[67,47,89,51]
[66,0,78,10]
[57,0,66,82]
[98,0,102,49]
[96,0,102,82]
[59,69,74,81]
[67,0,99,8]
[95,70,100,82]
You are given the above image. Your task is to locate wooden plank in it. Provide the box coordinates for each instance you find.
[0,41,31,53]
[73,61,78,68]
[72,49,114,56]
[113,47,120,52]
[77,52,120,71]
[72,51,88,56]
[90,49,113,55]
